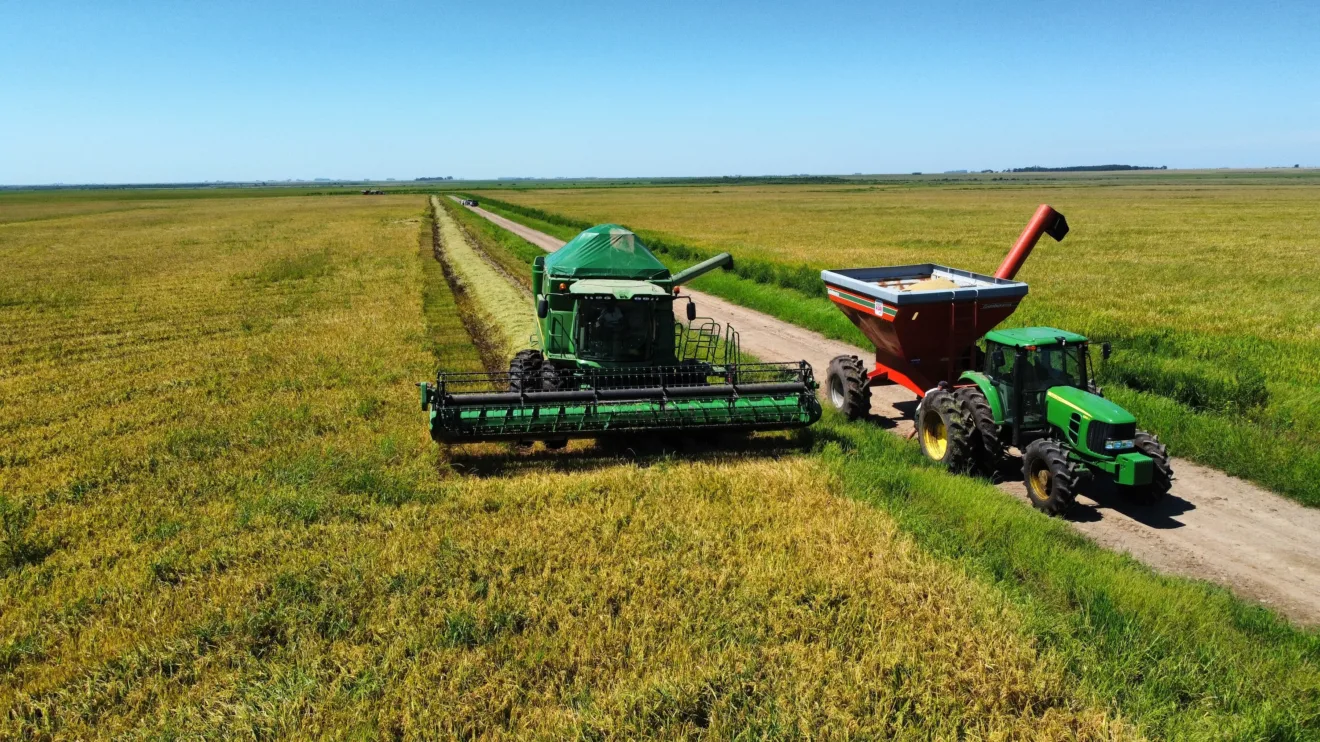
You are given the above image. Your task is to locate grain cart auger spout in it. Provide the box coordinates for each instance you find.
[420,224,821,448]
[821,205,1173,516]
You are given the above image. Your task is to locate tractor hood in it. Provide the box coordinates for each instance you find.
[1045,385,1136,425]
[545,224,670,281]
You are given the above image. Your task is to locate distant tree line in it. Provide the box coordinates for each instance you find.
[1010,165,1167,172]
[416,176,456,181]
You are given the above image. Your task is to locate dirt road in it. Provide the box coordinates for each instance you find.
[459,199,1320,625]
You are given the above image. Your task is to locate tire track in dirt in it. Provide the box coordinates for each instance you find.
[456,197,1320,626]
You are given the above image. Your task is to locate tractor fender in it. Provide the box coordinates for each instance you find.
[956,371,1004,424]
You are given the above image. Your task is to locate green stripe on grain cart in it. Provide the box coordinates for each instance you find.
[826,285,898,321]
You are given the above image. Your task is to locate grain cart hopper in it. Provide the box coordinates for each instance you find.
[421,224,821,447]
[822,206,1172,515]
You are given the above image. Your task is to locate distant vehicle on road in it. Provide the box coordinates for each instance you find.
[461,199,478,206]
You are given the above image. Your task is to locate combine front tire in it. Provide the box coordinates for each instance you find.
[539,364,568,450]
[826,355,871,420]
[917,389,975,473]
[509,350,543,393]
[1022,439,1081,516]
[955,386,1004,478]
[1124,432,1173,504]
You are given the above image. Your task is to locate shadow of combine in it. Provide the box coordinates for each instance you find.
[445,428,819,478]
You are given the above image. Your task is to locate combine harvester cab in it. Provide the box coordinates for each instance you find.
[822,206,1173,516]
[421,224,821,448]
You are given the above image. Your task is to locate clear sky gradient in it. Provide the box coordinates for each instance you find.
[3,1,1317,183]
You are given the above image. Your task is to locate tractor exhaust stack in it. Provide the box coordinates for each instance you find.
[993,204,1069,280]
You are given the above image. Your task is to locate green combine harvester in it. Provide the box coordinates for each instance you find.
[421,224,821,447]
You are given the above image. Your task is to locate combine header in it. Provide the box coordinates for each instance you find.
[823,206,1173,515]
[421,224,820,447]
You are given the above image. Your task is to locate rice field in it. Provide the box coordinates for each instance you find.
[0,191,1138,737]
[472,177,1320,506]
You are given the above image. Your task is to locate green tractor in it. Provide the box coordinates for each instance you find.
[421,224,821,447]
[921,328,1172,514]
[821,205,1172,515]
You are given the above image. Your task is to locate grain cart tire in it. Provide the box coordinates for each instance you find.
[1021,439,1082,516]
[1124,431,1173,504]
[955,386,1004,479]
[509,350,543,393]
[540,364,568,450]
[826,355,871,420]
[917,389,975,473]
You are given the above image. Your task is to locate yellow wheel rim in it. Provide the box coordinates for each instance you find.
[1029,464,1051,501]
[921,410,948,460]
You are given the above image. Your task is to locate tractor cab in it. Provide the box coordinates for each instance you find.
[982,327,1092,435]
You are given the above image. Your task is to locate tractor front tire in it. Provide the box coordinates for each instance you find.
[917,389,975,474]
[1022,439,1082,516]
[955,386,1004,479]
[509,350,543,393]
[826,355,871,420]
[1124,431,1173,504]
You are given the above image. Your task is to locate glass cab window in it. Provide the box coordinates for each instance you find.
[1022,345,1087,391]
[986,341,1087,427]
[577,299,654,361]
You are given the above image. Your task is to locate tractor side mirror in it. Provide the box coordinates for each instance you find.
[686,301,696,322]
[1102,342,1112,360]
[991,348,1005,368]
[537,297,549,319]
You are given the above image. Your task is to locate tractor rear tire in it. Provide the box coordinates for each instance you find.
[1124,431,1173,504]
[826,355,871,420]
[509,350,543,393]
[955,386,1004,479]
[917,389,975,474]
[1021,439,1082,516]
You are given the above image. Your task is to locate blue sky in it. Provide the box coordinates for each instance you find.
[2,1,1317,183]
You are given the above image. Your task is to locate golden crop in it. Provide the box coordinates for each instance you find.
[0,192,1129,737]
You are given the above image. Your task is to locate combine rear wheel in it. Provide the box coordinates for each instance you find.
[1123,431,1173,504]
[917,389,974,473]
[826,355,871,420]
[509,350,543,393]
[955,386,1004,479]
[1022,439,1082,516]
